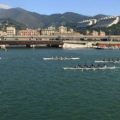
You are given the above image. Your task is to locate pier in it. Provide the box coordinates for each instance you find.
[1,35,120,48]
[0,36,63,48]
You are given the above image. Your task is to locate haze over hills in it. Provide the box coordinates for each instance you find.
[0,7,109,28]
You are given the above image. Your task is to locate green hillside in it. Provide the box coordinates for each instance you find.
[0,18,26,30]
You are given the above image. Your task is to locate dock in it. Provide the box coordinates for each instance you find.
[0,35,120,48]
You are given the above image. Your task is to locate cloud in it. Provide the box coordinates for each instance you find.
[0,3,11,9]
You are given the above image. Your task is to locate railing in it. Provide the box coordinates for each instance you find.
[1,35,120,41]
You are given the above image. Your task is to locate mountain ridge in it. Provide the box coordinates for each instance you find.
[0,7,109,28]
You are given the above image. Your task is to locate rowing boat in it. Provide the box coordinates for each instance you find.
[95,60,120,63]
[63,66,116,70]
[43,57,80,60]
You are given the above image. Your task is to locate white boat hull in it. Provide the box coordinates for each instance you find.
[63,43,92,49]
[43,57,80,60]
[63,66,116,70]
[95,60,120,63]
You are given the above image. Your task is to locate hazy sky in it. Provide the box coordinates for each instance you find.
[0,0,120,16]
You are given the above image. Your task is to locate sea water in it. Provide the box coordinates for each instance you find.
[0,48,120,120]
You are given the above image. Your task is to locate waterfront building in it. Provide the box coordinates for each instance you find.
[86,30,90,35]
[18,28,40,36]
[55,26,80,36]
[59,26,68,33]
[41,26,79,36]
[47,26,56,30]
[85,30,105,36]
[41,29,56,35]
[69,28,74,33]
[90,31,99,36]
[6,26,16,36]
[99,31,106,36]
[0,31,7,36]
[40,26,57,35]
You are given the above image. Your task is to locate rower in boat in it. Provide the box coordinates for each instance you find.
[116,58,120,61]
[103,58,106,61]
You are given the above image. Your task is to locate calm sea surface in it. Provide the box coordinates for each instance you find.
[0,48,120,120]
